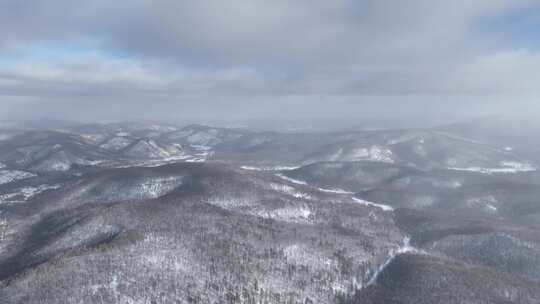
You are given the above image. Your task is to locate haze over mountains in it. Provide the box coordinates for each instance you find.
[2,1,540,302]
[1,118,540,303]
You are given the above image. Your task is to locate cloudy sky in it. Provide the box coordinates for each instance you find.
[1,0,539,124]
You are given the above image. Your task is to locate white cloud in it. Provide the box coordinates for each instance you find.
[446,49,540,95]
[0,0,539,121]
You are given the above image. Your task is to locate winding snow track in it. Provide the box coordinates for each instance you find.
[365,237,424,287]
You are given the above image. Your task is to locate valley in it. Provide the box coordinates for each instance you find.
[0,120,539,303]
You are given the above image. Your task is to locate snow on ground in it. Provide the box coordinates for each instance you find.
[275,174,308,185]
[349,146,394,163]
[80,133,107,143]
[147,124,177,132]
[39,221,122,257]
[62,176,183,205]
[253,206,312,223]
[113,154,191,169]
[136,176,184,199]
[100,137,133,151]
[123,139,185,160]
[207,197,254,209]
[449,161,537,174]
[367,146,394,163]
[352,197,394,212]
[185,158,206,163]
[284,243,334,268]
[20,184,61,199]
[387,133,423,145]
[0,170,36,186]
[268,183,313,200]
[113,151,208,168]
[185,152,211,163]
[272,171,351,195]
[30,151,73,171]
[208,195,312,223]
[413,141,427,157]
[467,195,499,213]
[500,161,536,171]
[186,130,221,146]
[127,139,172,159]
[276,171,396,214]
[0,212,11,251]
[329,148,344,161]
[241,165,300,171]
[80,159,106,166]
[433,180,463,189]
[433,131,485,145]
[315,186,354,195]
[349,148,369,161]
[190,144,212,151]
[499,233,539,251]
[182,146,213,162]
[486,204,498,212]
[365,237,422,287]
[0,184,61,204]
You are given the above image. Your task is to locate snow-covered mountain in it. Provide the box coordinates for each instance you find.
[1,121,540,304]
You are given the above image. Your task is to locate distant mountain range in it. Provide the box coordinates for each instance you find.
[1,120,540,303]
